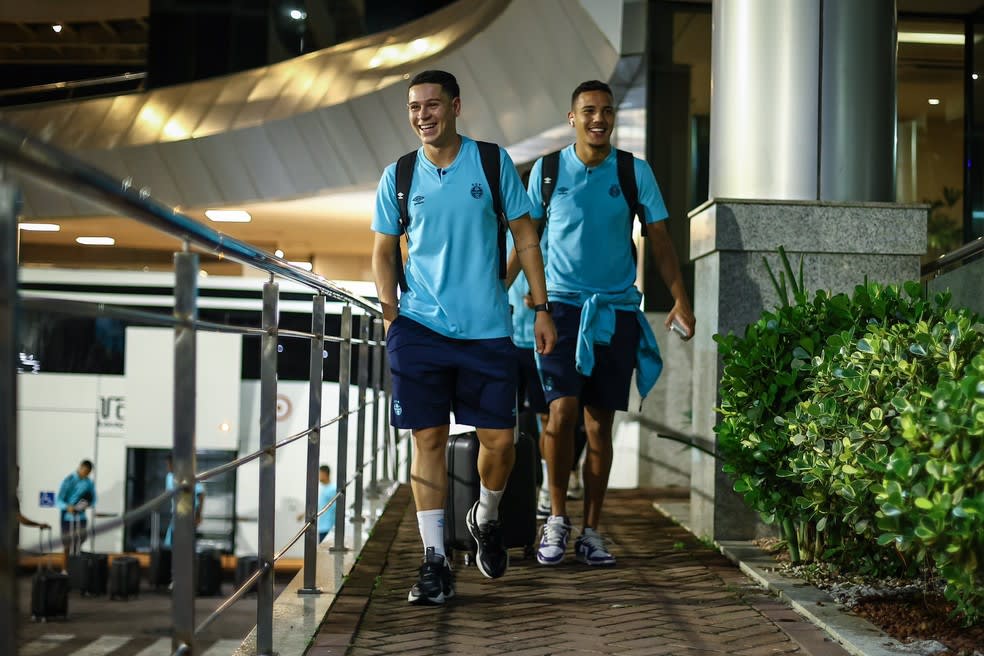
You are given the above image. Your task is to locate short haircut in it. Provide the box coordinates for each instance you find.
[571,80,614,107]
[409,70,460,100]
[319,465,331,477]
[80,459,94,470]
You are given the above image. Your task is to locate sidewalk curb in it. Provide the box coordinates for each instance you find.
[653,501,927,656]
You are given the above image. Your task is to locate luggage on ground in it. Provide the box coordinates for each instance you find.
[31,527,69,621]
[109,555,140,600]
[444,429,538,560]
[66,515,107,596]
[235,555,260,594]
[196,549,223,596]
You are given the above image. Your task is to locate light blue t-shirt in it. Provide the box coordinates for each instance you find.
[372,135,533,340]
[528,145,668,296]
[318,483,337,534]
[164,471,205,548]
[56,472,96,523]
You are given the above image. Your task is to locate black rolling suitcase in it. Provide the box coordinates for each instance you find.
[444,429,538,561]
[147,511,171,589]
[66,515,108,596]
[109,556,140,600]
[196,549,223,596]
[235,555,259,594]
[31,527,69,621]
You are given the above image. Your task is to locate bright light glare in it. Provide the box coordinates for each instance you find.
[288,261,313,271]
[274,249,285,258]
[52,24,62,33]
[18,223,60,232]
[205,209,251,223]
[928,98,941,105]
[76,236,115,246]
[898,31,964,46]
[289,9,307,20]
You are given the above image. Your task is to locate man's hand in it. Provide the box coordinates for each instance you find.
[66,505,75,514]
[665,299,696,341]
[40,522,51,529]
[533,312,557,355]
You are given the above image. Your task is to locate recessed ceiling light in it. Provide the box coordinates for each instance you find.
[288,261,313,271]
[289,8,307,20]
[974,73,980,81]
[274,249,285,258]
[898,31,964,46]
[205,209,251,223]
[928,98,941,105]
[52,24,63,33]
[76,236,115,246]
[18,223,60,232]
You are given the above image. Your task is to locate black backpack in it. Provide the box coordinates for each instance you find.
[538,148,647,241]
[393,141,506,293]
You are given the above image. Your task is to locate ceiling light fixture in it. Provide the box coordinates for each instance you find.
[897,31,964,46]
[18,223,60,232]
[52,24,63,33]
[288,261,313,271]
[974,73,980,81]
[289,9,307,20]
[205,209,251,223]
[76,236,115,246]
[274,249,285,258]
[928,98,941,105]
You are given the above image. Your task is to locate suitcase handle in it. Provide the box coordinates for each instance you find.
[38,526,55,572]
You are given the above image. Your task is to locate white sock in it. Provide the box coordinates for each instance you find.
[540,461,549,489]
[477,485,505,524]
[416,509,445,558]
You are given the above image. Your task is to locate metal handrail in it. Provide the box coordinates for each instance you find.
[0,121,379,315]
[0,72,147,100]
[920,236,984,277]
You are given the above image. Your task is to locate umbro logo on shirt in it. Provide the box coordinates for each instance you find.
[556,187,569,196]
[470,183,484,199]
[609,184,621,198]
[412,195,425,205]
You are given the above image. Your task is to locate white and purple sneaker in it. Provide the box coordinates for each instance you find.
[536,515,571,566]
[575,528,616,566]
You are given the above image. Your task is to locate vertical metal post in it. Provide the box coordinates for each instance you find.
[0,181,20,656]
[382,358,393,483]
[172,247,198,656]
[352,314,369,522]
[257,279,279,656]
[367,319,382,497]
[299,294,324,595]
[332,305,352,552]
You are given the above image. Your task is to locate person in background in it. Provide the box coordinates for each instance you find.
[297,464,337,542]
[164,454,205,548]
[56,460,96,566]
[15,466,50,530]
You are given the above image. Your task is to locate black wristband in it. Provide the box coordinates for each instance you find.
[533,302,552,314]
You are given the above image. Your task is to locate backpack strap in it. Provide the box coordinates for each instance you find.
[538,151,561,237]
[394,150,417,293]
[616,149,647,237]
[476,140,507,281]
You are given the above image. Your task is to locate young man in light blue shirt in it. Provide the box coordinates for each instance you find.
[56,459,96,565]
[527,80,695,567]
[372,70,556,605]
[164,454,205,548]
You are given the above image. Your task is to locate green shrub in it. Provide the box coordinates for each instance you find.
[716,249,984,623]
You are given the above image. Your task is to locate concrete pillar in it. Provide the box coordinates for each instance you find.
[692,0,908,540]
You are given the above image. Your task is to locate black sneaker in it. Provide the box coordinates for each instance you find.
[466,501,509,579]
[408,547,454,605]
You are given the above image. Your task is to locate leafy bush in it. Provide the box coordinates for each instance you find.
[716,249,984,623]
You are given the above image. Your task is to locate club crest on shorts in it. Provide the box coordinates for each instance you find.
[609,184,621,198]
[393,400,403,416]
[470,183,484,199]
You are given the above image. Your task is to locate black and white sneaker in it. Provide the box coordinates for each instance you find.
[408,547,454,606]
[465,501,509,579]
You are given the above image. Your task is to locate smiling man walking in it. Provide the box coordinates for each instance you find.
[372,70,556,605]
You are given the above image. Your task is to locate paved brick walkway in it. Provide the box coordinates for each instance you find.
[309,487,850,656]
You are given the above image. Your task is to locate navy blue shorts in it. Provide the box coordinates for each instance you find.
[514,346,548,414]
[385,315,517,429]
[536,301,640,411]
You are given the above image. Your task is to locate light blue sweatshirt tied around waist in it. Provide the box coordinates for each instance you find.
[549,287,664,400]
